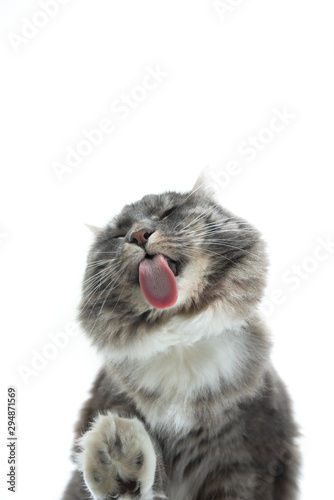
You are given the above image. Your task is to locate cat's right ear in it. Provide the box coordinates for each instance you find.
[191,167,221,202]
[85,224,102,236]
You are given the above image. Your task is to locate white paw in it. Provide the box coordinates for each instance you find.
[76,412,157,500]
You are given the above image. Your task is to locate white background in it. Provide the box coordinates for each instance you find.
[1,1,333,499]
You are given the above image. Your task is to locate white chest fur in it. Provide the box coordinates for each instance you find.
[130,331,250,433]
[126,308,250,432]
[107,305,251,433]
[108,303,246,362]
[131,331,249,398]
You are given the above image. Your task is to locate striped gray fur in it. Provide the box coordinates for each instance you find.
[61,182,300,499]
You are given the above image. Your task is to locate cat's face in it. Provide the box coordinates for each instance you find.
[79,186,267,356]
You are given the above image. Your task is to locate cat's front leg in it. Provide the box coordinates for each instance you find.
[76,412,164,500]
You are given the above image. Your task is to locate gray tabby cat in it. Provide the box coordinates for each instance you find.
[62,176,300,500]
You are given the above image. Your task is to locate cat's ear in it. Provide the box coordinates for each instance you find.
[85,224,102,236]
[191,166,222,201]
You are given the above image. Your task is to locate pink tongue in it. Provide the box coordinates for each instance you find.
[139,254,178,309]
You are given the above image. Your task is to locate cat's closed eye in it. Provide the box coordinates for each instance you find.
[159,207,176,220]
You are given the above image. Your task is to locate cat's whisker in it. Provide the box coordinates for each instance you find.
[85,282,123,337]
[81,263,124,310]
[81,264,122,292]
[86,275,127,337]
[179,239,261,261]
[177,225,258,237]
[184,245,245,267]
[175,205,218,231]
[173,203,221,230]
[178,230,257,240]
[180,222,257,233]
[197,241,261,259]
[89,251,119,256]
[81,277,112,302]
[83,271,116,302]
[81,266,112,284]
[84,267,124,318]
[96,279,123,318]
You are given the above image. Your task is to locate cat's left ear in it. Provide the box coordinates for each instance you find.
[85,224,102,236]
[191,166,222,202]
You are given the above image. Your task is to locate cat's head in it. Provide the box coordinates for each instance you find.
[79,177,268,359]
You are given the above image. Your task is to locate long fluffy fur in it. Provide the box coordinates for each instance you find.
[61,184,300,499]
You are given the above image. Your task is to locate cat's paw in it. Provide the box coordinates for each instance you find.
[76,412,157,500]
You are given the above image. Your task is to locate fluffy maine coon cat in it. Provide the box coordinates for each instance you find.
[62,175,300,500]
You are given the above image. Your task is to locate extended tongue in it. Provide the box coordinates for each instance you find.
[139,254,178,309]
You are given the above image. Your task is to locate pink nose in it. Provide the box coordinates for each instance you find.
[130,228,153,248]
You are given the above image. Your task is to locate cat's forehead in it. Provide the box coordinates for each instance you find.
[114,191,191,225]
[105,190,226,234]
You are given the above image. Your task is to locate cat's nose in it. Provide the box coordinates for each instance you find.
[130,228,154,248]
